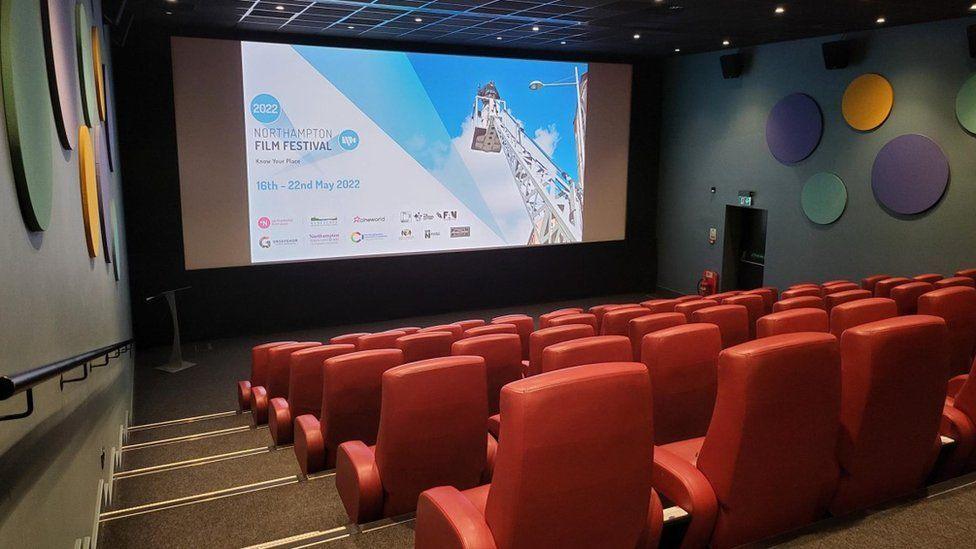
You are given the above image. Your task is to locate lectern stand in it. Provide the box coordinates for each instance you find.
[146,287,195,373]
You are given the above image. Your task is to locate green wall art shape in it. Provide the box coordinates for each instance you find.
[75,1,96,127]
[957,73,976,135]
[801,172,848,225]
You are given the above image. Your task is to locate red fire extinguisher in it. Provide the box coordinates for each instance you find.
[698,270,719,296]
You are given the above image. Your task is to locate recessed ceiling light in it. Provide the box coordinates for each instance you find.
[971,3,976,11]
[775,6,785,15]
[633,33,641,39]
[876,16,886,24]
[560,41,567,45]
[532,25,540,31]
[165,10,172,15]
[496,36,502,40]
[166,0,177,3]
[414,17,422,22]
[674,47,681,52]
[275,5,284,10]
[722,39,730,46]
[347,25,355,29]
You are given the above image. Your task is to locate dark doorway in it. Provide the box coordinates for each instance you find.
[722,206,767,291]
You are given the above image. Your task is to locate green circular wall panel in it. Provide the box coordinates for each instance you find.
[802,172,848,225]
[2,0,56,231]
[75,2,96,127]
[957,73,976,135]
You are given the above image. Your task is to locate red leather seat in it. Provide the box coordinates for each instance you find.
[547,312,598,331]
[539,308,584,329]
[589,304,639,332]
[250,342,321,425]
[452,334,523,416]
[889,281,935,315]
[829,298,898,339]
[642,324,720,445]
[756,308,829,338]
[773,295,825,312]
[653,333,841,549]
[822,279,853,288]
[391,326,421,334]
[942,359,976,475]
[691,305,750,348]
[540,335,632,374]
[861,274,891,292]
[915,273,944,284]
[674,295,703,304]
[935,276,976,290]
[331,333,368,347]
[293,349,404,475]
[721,294,764,339]
[824,289,872,313]
[462,323,517,339]
[874,277,911,298]
[415,362,662,549]
[641,298,678,313]
[491,314,534,360]
[674,299,719,321]
[830,316,949,515]
[823,282,860,295]
[268,344,356,445]
[628,312,687,361]
[525,324,595,377]
[955,268,976,282]
[356,331,407,351]
[601,307,652,336]
[419,323,464,341]
[789,282,820,290]
[709,291,741,302]
[457,319,486,331]
[336,356,494,522]
[918,287,976,377]
[237,341,295,411]
[396,332,455,363]
[781,286,823,300]
[743,287,778,315]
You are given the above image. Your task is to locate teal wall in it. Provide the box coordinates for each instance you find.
[657,17,976,294]
[0,0,133,546]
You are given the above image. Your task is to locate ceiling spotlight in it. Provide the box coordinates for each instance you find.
[876,16,886,24]
[532,25,540,31]
[496,36,502,40]
[633,33,641,39]
[275,5,284,10]
[774,6,785,15]
[165,10,172,15]
[674,47,681,52]
[722,39,730,46]
[414,17,422,22]
[165,0,177,3]
[560,41,567,45]
[347,25,355,29]
[971,3,976,11]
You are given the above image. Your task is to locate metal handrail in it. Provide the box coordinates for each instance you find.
[0,338,134,422]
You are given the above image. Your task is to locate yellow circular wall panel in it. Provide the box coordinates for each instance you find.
[78,125,101,257]
[843,73,894,131]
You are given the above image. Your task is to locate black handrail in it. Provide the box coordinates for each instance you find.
[0,339,134,422]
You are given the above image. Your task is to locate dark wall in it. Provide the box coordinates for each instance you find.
[113,30,662,346]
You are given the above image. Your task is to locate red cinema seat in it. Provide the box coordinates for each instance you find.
[890,281,935,315]
[457,319,486,331]
[463,323,517,339]
[830,316,949,515]
[356,331,407,351]
[955,268,976,282]
[589,304,639,332]
[331,333,368,347]
[918,287,976,377]
[915,273,944,284]
[391,326,421,334]
[674,299,719,321]
[268,344,356,445]
[452,334,523,416]
[721,294,764,339]
[547,312,598,331]
[674,295,703,304]
[781,287,823,300]
[691,305,750,349]
[823,282,860,295]
[861,274,891,292]
[525,324,595,377]
[250,342,321,425]
[874,277,912,298]
[293,349,403,475]
[540,336,632,374]
[822,280,853,288]
[601,307,652,336]
[935,276,976,290]
[641,324,720,445]
[829,298,898,340]
[790,282,820,290]
[743,287,778,315]
[628,312,687,360]
[415,363,662,549]
[824,289,873,313]
[491,314,533,360]
[653,333,841,549]
[238,341,295,411]
[539,308,584,329]
[641,298,678,313]
[336,356,494,523]
[709,291,741,302]
[773,295,825,313]
[396,332,455,363]
[942,362,976,474]
[757,308,829,338]
[419,323,464,341]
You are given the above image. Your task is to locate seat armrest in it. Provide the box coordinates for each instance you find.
[939,404,976,479]
[482,434,498,484]
[237,380,252,411]
[294,414,324,475]
[336,441,384,524]
[250,386,269,425]
[652,446,718,549]
[948,374,970,399]
[487,414,501,439]
[415,486,497,549]
[268,398,293,446]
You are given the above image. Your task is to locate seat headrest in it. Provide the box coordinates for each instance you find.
[829,297,898,339]
[540,335,632,374]
[462,323,517,338]
[356,331,406,350]
[756,308,828,338]
[773,295,825,312]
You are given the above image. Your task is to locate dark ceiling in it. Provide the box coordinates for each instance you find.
[104,0,976,57]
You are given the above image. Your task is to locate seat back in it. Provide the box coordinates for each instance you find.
[710,291,742,302]
[830,316,949,515]
[889,281,935,315]
[539,308,584,329]
[331,333,369,347]
[589,304,639,332]
[526,325,595,376]
[781,287,823,300]
[356,331,407,351]
[640,299,678,313]
[696,333,841,549]
[462,323,516,339]
[874,277,911,298]
[321,349,404,463]
[824,289,873,313]
[250,341,296,386]
[375,357,488,517]
[915,273,944,284]
[861,275,891,292]
[674,295,703,304]
[956,268,976,282]
[287,344,356,417]
[266,342,322,398]
[773,295,824,313]
[756,308,828,338]
[917,287,976,377]
[547,313,598,331]
[419,324,464,341]
[823,282,860,295]
[674,299,719,321]
[743,287,778,315]
[721,294,764,339]
[691,305,750,348]
[491,314,534,360]
[934,276,976,290]
[484,363,654,549]
[391,326,421,334]
[829,298,898,339]
[628,312,687,360]
[822,279,853,288]
[601,307,651,336]
[452,334,523,415]
[396,332,455,363]
[456,319,486,331]
[641,324,720,444]
[954,360,976,428]
[540,336,632,374]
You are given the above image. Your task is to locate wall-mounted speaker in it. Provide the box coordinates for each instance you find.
[720,53,744,79]
[968,25,976,58]
[822,40,852,70]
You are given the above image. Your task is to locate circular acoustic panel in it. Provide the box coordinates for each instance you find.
[91,25,105,122]
[843,74,894,131]
[956,73,976,135]
[801,172,848,225]
[1,0,56,231]
[75,2,96,127]
[95,124,113,263]
[871,134,949,215]
[78,125,101,257]
[766,93,824,165]
[40,0,80,150]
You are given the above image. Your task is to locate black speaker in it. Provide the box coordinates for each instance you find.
[720,53,743,79]
[822,40,851,70]
[968,25,976,58]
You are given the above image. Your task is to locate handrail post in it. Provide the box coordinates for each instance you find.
[0,388,34,422]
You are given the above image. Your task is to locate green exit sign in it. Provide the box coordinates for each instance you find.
[738,191,754,207]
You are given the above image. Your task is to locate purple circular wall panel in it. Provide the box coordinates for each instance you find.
[871,134,949,215]
[766,93,823,165]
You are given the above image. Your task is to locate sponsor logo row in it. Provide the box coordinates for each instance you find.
[257,225,471,249]
[257,210,460,230]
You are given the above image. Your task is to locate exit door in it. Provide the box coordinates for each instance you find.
[722,206,767,291]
